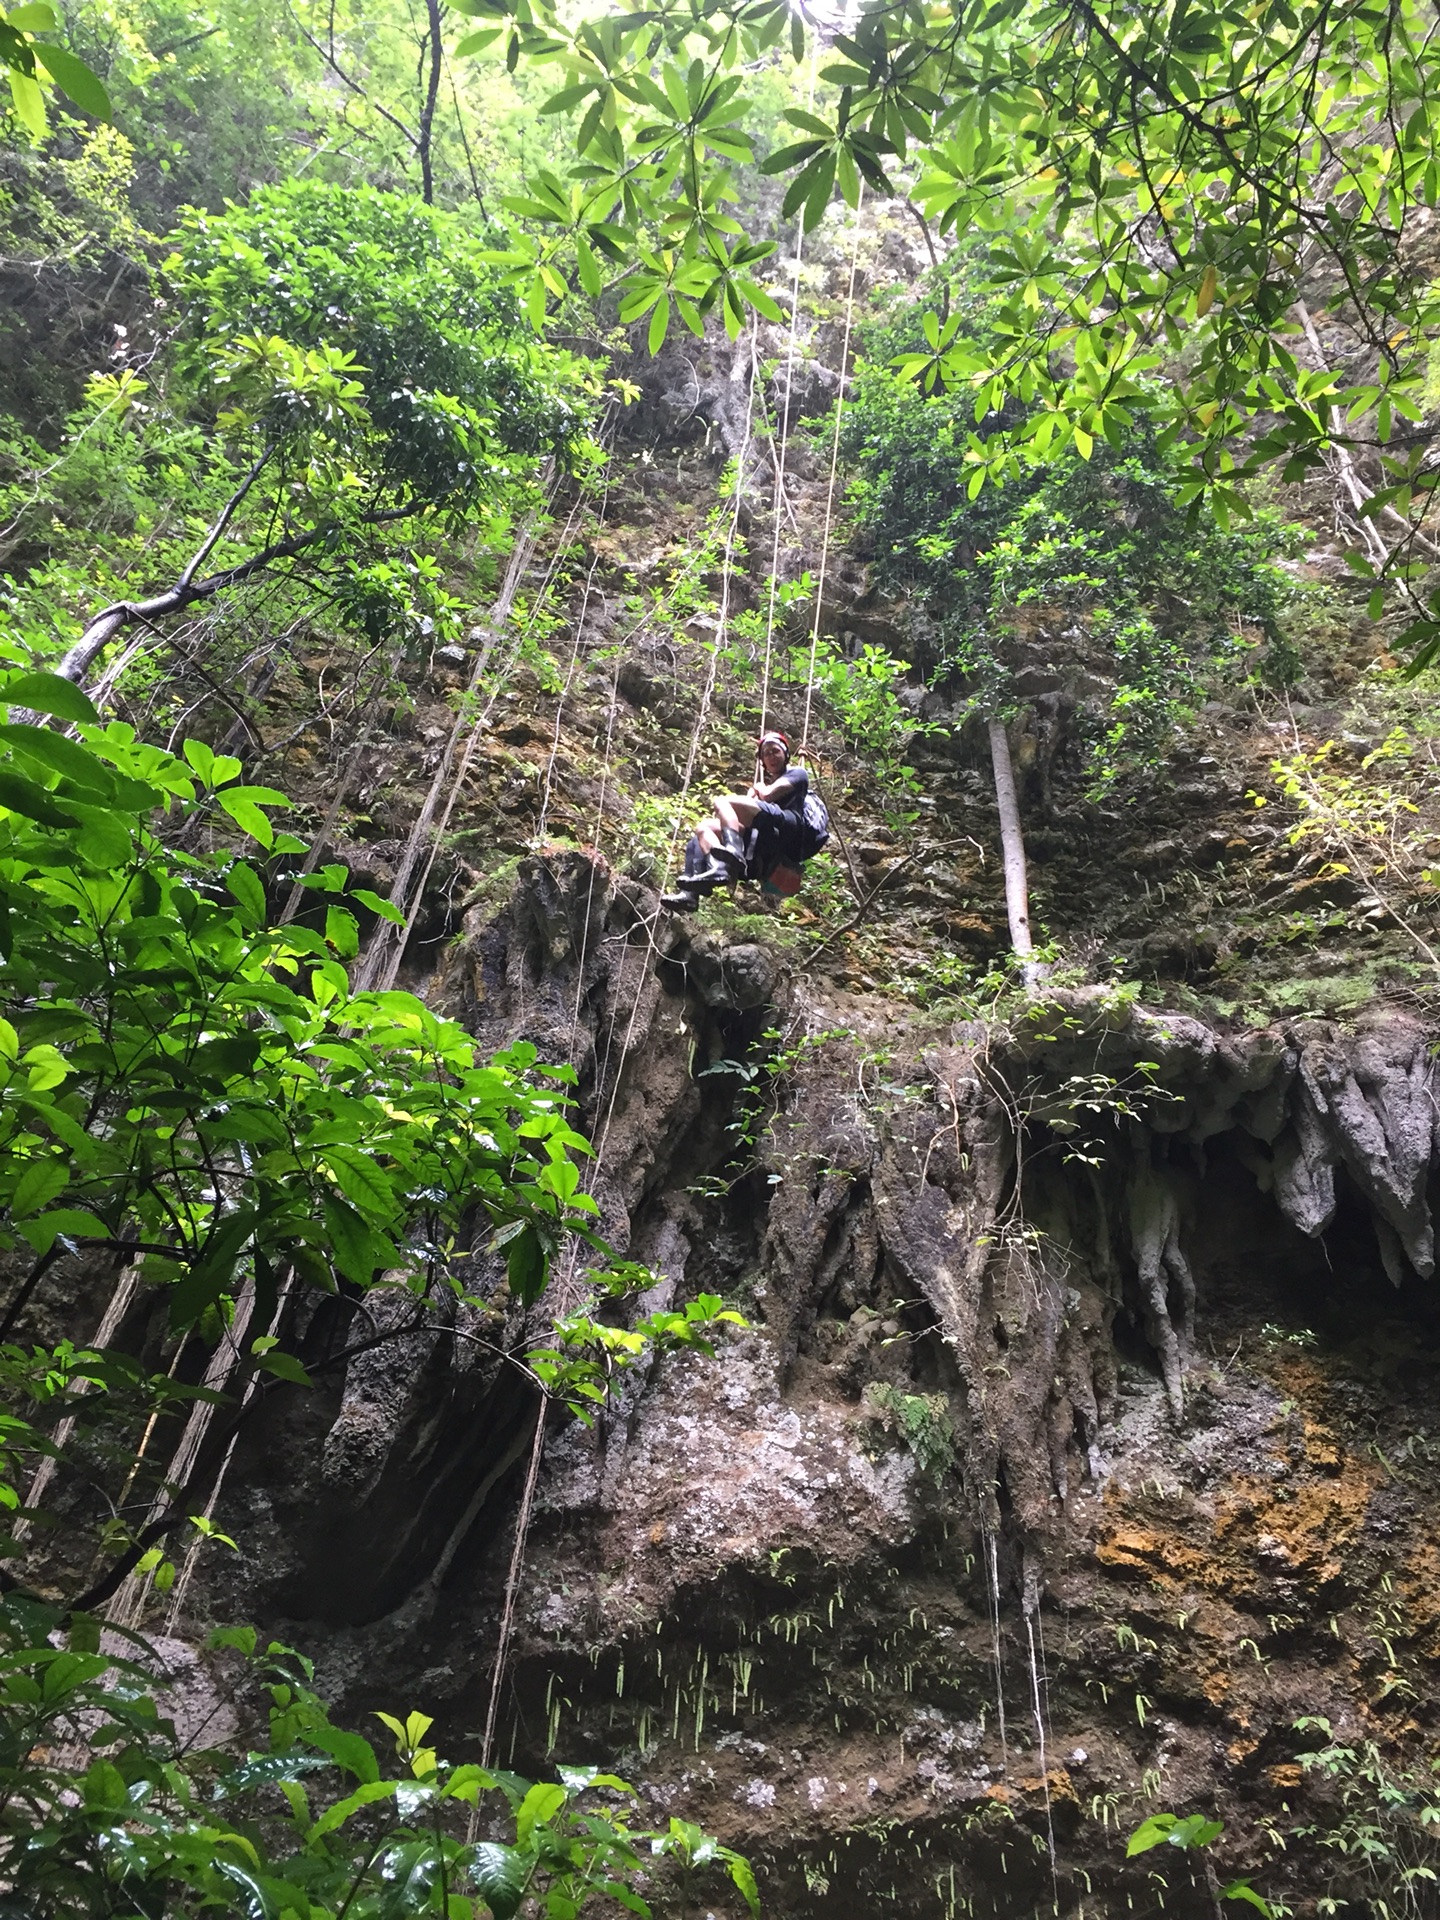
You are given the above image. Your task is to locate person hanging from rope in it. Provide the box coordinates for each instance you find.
[661,730,828,911]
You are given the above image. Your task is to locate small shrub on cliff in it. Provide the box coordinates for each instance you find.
[862,1382,957,1484]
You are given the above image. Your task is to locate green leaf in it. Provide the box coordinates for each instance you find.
[516,1781,567,1846]
[68,801,133,870]
[170,1205,259,1329]
[0,723,116,795]
[728,1855,761,1916]
[307,1779,397,1841]
[7,69,46,140]
[31,42,111,119]
[324,903,358,959]
[322,1194,383,1285]
[0,671,93,723]
[216,785,288,849]
[471,1841,530,1920]
[324,1143,394,1220]
[304,1722,381,1785]
[0,768,81,827]
[16,1207,109,1254]
[9,1157,68,1219]
[735,277,784,324]
[647,295,670,355]
[505,1221,548,1306]
[575,233,603,297]
[225,862,267,928]
[1222,1883,1274,1918]
[1128,1814,1181,1856]
[254,1349,314,1388]
[348,886,404,924]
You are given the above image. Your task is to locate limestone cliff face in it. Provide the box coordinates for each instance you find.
[196,846,1440,1919]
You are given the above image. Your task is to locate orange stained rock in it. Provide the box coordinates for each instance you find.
[1018,1769,1077,1804]
[1214,1460,1379,1594]
[1264,1764,1304,1788]
[1398,1542,1440,1657]
[1095,1525,1207,1586]
[1202,1669,1231,1706]
[1302,1420,1342,1471]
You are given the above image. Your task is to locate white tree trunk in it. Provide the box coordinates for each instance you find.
[987,717,1040,986]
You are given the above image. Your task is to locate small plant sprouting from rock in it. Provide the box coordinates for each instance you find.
[863,1383,958,1485]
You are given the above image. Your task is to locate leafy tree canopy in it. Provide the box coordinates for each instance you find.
[455,0,1440,650]
[2,177,602,679]
[841,340,1302,773]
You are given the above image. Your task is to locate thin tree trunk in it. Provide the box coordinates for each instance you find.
[987,717,1040,985]
[418,0,443,204]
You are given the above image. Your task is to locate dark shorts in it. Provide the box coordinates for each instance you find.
[750,801,805,870]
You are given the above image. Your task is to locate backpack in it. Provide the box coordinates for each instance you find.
[800,792,829,859]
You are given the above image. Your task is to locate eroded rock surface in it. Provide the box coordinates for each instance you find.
[192,853,1440,1918]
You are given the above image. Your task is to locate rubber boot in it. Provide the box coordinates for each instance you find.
[713,825,747,877]
[661,837,731,909]
[683,832,709,877]
[661,865,730,909]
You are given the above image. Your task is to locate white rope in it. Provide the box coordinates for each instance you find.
[534,467,615,847]
[476,332,763,1767]
[758,51,818,736]
[801,185,866,755]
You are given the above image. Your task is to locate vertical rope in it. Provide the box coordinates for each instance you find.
[801,185,866,754]
[473,333,764,1770]
[15,1261,142,1544]
[476,1399,548,1778]
[758,58,818,733]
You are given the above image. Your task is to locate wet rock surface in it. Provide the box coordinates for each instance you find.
[178,849,1440,1919]
[122,317,1440,1916]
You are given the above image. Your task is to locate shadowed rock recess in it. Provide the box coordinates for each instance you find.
[194,846,1440,1920]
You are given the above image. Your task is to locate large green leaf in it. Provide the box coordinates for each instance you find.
[30,40,110,117]
[0,673,99,725]
[471,1841,530,1919]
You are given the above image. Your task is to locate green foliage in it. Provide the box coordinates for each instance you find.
[808,637,931,792]
[1294,1719,1440,1920]
[861,1382,956,1485]
[174,180,592,489]
[840,369,1300,774]
[458,0,1439,533]
[1256,730,1440,977]
[0,668,750,1522]
[3,179,599,676]
[0,1605,757,1919]
[1127,1812,1273,1918]
[0,670,600,1332]
[0,2,111,139]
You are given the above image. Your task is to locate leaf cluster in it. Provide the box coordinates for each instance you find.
[839,360,1301,773]
[0,1602,760,1920]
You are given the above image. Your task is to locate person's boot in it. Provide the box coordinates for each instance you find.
[713,826,748,877]
[683,832,709,877]
[661,842,732,909]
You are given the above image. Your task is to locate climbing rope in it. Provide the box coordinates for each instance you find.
[354,472,598,994]
[757,79,817,736]
[476,334,763,1768]
[533,471,613,846]
[800,185,866,756]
